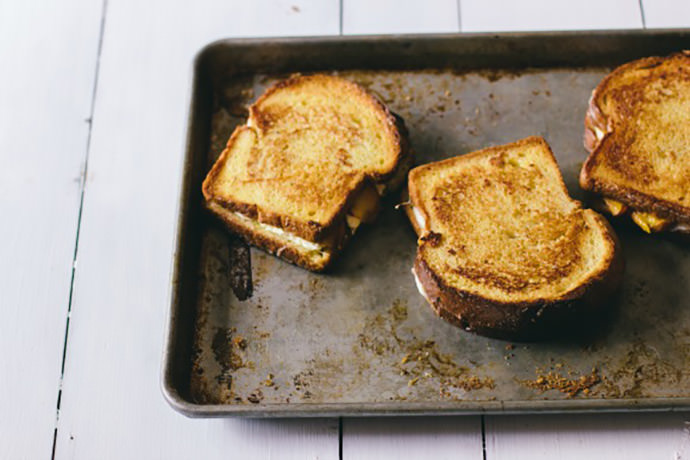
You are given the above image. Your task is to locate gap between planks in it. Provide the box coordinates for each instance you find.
[51,0,109,458]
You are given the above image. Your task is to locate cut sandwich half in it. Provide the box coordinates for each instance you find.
[203,74,412,271]
[581,51,690,235]
[406,136,624,340]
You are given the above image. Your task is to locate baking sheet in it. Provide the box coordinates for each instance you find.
[163,32,690,417]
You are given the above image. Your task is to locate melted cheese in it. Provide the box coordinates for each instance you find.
[346,214,361,231]
[412,206,427,232]
[412,268,431,303]
[603,198,627,216]
[232,181,380,248]
[671,223,690,233]
[233,212,323,252]
[349,183,380,223]
[631,211,669,233]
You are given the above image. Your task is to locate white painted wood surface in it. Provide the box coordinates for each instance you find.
[343,0,459,35]
[53,1,340,459]
[642,0,690,28]
[0,0,103,458]
[460,0,642,31]
[3,0,690,458]
[343,417,484,459]
[485,413,690,460]
[340,1,485,456]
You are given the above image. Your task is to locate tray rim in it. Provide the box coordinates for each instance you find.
[162,29,690,418]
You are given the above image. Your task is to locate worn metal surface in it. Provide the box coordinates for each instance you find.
[163,31,690,417]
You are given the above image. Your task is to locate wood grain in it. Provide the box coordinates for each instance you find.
[459,0,642,31]
[0,0,103,458]
[53,0,340,458]
[343,0,459,34]
[343,417,483,459]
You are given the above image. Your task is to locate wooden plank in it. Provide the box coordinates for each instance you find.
[340,2,483,458]
[485,413,690,460]
[343,0,459,34]
[459,0,642,32]
[642,0,690,28]
[53,1,340,458]
[0,1,103,458]
[343,417,484,460]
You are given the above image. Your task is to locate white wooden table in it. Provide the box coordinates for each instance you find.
[3,0,690,458]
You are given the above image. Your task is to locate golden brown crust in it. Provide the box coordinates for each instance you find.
[250,74,409,185]
[201,125,246,203]
[206,202,348,272]
[409,136,571,221]
[407,137,624,340]
[413,215,624,341]
[203,74,411,245]
[207,168,368,242]
[580,51,690,229]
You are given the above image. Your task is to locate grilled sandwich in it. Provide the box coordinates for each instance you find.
[202,74,411,271]
[581,51,690,235]
[406,137,623,340]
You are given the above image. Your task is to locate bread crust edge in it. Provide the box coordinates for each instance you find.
[205,201,348,272]
[202,75,412,242]
[411,199,625,341]
[580,51,690,230]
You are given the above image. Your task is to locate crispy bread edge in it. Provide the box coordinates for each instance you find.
[580,52,690,226]
[407,136,574,237]
[205,202,347,272]
[413,212,624,341]
[203,75,412,242]
[201,125,247,203]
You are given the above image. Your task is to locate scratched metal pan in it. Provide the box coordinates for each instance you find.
[163,30,690,417]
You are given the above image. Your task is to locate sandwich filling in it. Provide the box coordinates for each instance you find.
[411,267,431,303]
[598,197,688,234]
[346,182,381,231]
[411,206,427,233]
[232,211,324,252]
[223,180,382,254]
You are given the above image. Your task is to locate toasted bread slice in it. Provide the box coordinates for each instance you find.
[203,74,411,271]
[581,51,690,235]
[407,137,623,340]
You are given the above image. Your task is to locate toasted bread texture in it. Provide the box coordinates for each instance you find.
[581,51,690,234]
[407,137,623,340]
[202,74,410,271]
[207,201,345,271]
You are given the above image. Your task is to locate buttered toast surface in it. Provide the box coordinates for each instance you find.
[408,137,623,339]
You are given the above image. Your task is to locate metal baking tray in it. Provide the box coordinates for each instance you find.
[163,30,690,417]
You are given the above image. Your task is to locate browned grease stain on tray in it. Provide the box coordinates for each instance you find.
[190,68,690,409]
[512,334,690,400]
[518,367,601,398]
[354,300,496,401]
